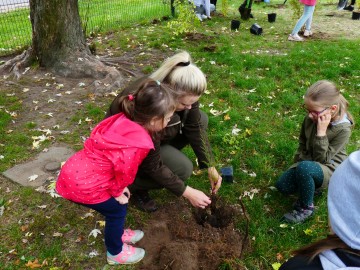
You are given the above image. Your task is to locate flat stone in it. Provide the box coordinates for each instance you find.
[45,161,61,172]
[2,146,75,187]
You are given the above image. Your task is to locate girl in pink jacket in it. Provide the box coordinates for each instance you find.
[288,0,317,41]
[56,79,175,265]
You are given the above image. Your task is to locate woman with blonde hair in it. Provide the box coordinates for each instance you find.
[107,51,222,212]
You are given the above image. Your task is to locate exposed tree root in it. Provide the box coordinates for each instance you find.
[0,49,34,80]
[0,49,128,94]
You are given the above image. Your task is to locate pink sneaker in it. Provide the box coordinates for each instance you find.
[121,229,144,244]
[107,243,145,265]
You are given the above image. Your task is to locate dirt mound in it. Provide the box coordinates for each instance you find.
[137,197,248,270]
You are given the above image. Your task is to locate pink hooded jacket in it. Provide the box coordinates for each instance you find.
[56,113,154,204]
[300,0,316,6]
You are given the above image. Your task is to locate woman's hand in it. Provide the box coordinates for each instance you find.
[115,187,131,204]
[317,111,332,136]
[208,167,222,194]
[182,186,211,208]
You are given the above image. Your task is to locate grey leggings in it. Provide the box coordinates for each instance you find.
[275,161,324,206]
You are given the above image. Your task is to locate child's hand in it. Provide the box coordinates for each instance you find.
[115,187,131,204]
[317,111,332,136]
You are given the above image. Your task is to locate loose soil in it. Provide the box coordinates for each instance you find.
[0,4,358,269]
[138,197,248,270]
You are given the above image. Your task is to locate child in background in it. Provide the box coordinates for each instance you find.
[276,80,353,223]
[192,0,215,21]
[56,79,175,265]
[288,0,317,41]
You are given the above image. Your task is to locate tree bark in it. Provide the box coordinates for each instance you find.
[1,0,122,84]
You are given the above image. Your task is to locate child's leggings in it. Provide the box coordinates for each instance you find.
[291,4,315,35]
[82,198,127,255]
[275,161,324,206]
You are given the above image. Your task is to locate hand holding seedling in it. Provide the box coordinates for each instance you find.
[115,187,130,204]
[183,186,211,208]
[208,167,222,194]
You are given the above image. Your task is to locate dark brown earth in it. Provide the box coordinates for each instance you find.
[137,196,249,270]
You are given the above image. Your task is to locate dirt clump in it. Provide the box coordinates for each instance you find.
[137,197,248,270]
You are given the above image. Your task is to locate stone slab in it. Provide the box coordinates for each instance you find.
[2,146,75,187]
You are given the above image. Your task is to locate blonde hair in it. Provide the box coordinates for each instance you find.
[305,80,354,124]
[149,51,207,97]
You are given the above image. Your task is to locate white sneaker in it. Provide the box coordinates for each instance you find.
[303,30,313,37]
[201,14,208,20]
[288,34,304,42]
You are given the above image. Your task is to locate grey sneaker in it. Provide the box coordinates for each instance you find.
[288,34,304,42]
[283,207,314,223]
[304,30,313,37]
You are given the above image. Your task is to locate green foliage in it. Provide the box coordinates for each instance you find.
[167,0,200,35]
[221,0,230,16]
[222,128,252,150]
[288,0,302,20]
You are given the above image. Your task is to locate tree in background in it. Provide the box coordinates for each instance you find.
[0,0,122,88]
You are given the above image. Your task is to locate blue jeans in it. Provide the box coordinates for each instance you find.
[81,198,127,255]
[292,5,315,35]
[275,161,324,206]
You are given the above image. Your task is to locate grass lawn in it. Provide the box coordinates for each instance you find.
[0,0,359,269]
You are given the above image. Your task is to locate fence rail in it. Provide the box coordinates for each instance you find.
[0,0,172,56]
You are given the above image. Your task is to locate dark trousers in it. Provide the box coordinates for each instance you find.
[275,161,323,206]
[81,198,127,255]
[130,110,209,192]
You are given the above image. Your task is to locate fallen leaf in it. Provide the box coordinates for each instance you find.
[271,262,281,270]
[28,174,39,182]
[89,229,102,238]
[25,259,41,268]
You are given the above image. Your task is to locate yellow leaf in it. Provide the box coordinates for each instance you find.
[303,228,313,235]
[271,262,281,270]
[25,259,42,268]
[224,114,231,121]
[97,220,106,227]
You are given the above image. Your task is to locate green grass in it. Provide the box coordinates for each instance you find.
[0,0,171,55]
[1,1,360,269]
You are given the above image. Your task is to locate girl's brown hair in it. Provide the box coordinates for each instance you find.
[305,80,354,125]
[293,234,360,262]
[117,78,176,131]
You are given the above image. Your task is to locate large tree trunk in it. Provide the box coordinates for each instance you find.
[1,0,122,86]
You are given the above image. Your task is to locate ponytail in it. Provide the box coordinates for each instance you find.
[117,78,176,130]
[150,51,207,96]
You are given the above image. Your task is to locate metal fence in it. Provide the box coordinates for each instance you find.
[0,0,172,56]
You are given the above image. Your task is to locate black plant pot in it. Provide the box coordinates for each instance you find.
[240,7,252,20]
[220,166,234,183]
[231,19,241,30]
[250,23,263,35]
[352,11,360,20]
[268,13,276,22]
